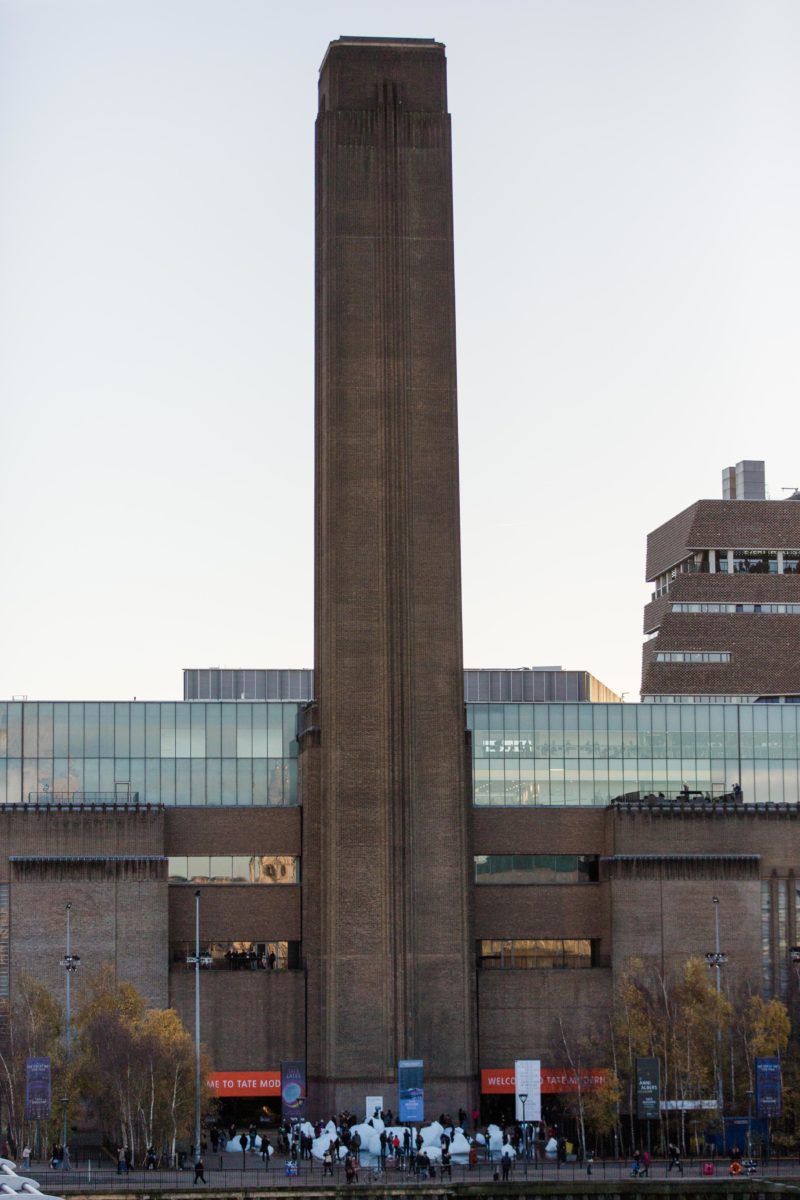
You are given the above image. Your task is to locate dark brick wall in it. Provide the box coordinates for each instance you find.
[307,37,475,1110]
[478,968,613,1067]
[169,969,305,1071]
[642,612,800,694]
[165,807,300,854]
[168,883,301,942]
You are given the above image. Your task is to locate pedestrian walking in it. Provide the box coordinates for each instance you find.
[193,1157,206,1184]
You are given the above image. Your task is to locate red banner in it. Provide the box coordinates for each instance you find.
[207,1071,281,1095]
[481,1067,607,1095]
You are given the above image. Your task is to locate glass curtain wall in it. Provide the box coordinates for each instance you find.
[468,702,800,806]
[0,702,300,806]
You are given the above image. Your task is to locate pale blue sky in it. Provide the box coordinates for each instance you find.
[1,0,798,700]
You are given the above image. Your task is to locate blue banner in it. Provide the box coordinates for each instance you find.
[25,1057,51,1120]
[398,1059,424,1123]
[756,1056,782,1118]
[280,1060,306,1118]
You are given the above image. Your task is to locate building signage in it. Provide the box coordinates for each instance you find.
[398,1060,424,1123]
[481,1067,608,1095]
[366,1095,384,1120]
[281,1060,307,1116]
[24,1057,51,1120]
[207,1071,281,1095]
[636,1057,661,1120]
[661,1099,717,1111]
[514,1059,541,1121]
[755,1056,782,1118]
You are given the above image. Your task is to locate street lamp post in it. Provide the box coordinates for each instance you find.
[746,1089,753,1157]
[705,896,727,1120]
[518,1093,528,1176]
[193,890,201,1162]
[59,904,80,1169]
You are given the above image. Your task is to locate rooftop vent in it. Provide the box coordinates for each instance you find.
[722,460,766,501]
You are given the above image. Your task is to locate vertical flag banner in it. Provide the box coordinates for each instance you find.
[280,1060,306,1117]
[636,1057,661,1120]
[25,1057,52,1120]
[514,1059,541,1121]
[398,1059,424,1123]
[756,1056,782,1118]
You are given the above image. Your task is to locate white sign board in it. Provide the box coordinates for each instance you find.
[515,1059,541,1122]
[366,1095,384,1120]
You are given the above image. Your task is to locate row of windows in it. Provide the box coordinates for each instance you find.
[168,856,299,883]
[0,703,300,760]
[672,603,800,615]
[478,939,596,969]
[0,758,298,807]
[655,651,731,663]
[468,702,800,757]
[170,941,301,970]
[474,855,599,884]
[474,758,799,806]
[643,695,759,703]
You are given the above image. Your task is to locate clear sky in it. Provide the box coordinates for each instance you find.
[1,0,798,701]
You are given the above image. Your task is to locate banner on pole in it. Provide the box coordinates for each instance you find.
[280,1060,306,1117]
[514,1059,541,1121]
[25,1057,52,1121]
[398,1060,424,1123]
[756,1056,782,1118]
[636,1057,661,1120]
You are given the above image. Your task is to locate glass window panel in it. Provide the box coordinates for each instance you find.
[145,758,160,803]
[251,758,267,803]
[24,706,39,759]
[190,705,206,757]
[221,706,237,756]
[489,759,506,805]
[236,706,252,757]
[237,758,253,805]
[22,759,38,801]
[221,759,236,804]
[209,856,232,881]
[168,857,188,882]
[114,703,130,757]
[206,758,221,805]
[187,856,209,882]
[268,704,283,757]
[99,704,114,755]
[0,704,7,757]
[129,758,145,799]
[52,704,68,757]
[205,705,221,757]
[159,757,176,805]
[83,758,99,796]
[6,759,21,803]
[267,759,284,805]
[251,705,268,757]
[175,759,191,803]
[160,705,176,757]
[130,705,145,756]
[175,706,191,756]
[6,705,22,757]
[145,703,160,756]
[231,856,253,881]
[191,759,206,805]
[52,758,68,792]
[286,759,298,805]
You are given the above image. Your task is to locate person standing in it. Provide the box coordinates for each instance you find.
[193,1156,206,1184]
[21,1147,31,1171]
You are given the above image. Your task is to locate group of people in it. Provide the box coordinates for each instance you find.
[223,949,277,970]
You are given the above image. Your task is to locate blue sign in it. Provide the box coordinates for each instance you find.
[756,1056,782,1118]
[280,1060,306,1117]
[398,1059,424,1123]
[25,1057,51,1120]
